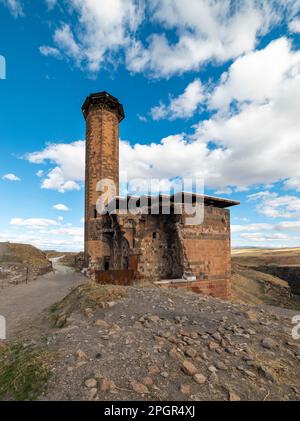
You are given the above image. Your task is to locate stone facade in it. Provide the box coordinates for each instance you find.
[82,91,239,299]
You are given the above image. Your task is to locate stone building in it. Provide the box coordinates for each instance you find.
[82,91,239,299]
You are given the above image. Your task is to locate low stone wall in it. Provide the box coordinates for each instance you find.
[155,278,230,300]
[0,262,53,288]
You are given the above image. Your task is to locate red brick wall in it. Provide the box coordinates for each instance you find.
[158,279,231,300]
[84,104,120,264]
[178,206,231,299]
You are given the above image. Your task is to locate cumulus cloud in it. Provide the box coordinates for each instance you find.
[2,173,21,181]
[26,141,84,193]
[113,37,300,192]
[248,191,300,218]
[40,0,144,73]
[53,204,70,212]
[289,17,300,33]
[127,0,300,77]
[209,38,300,111]
[39,0,300,78]
[1,0,24,17]
[150,79,205,120]
[41,167,80,193]
[29,35,300,194]
[192,37,300,190]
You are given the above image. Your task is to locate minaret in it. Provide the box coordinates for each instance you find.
[82,91,125,265]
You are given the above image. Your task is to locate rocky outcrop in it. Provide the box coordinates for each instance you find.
[256,266,300,296]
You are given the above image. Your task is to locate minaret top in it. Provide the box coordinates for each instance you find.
[82,91,125,122]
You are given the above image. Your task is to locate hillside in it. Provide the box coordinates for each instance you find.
[231,248,300,310]
[1,283,300,401]
[232,247,300,267]
[0,242,52,287]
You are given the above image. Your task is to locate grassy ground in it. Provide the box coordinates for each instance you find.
[0,343,55,401]
[231,248,300,310]
[232,247,300,266]
[0,242,51,267]
[50,282,128,318]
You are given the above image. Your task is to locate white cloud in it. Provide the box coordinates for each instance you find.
[41,167,80,193]
[239,232,290,242]
[289,17,300,33]
[2,221,83,251]
[26,141,84,193]
[10,218,59,228]
[28,35,300,194]
[36,170,44,177]
[232,218,300,247]
[53,24,82,65]
[6,215,83,251]
[53,204,70,212]
[57,216,64,222]
[284,177,300,192]
[39,46,61,58]
[209,38,300,111]
[232,223,273,233]
[127,0,300,77]
[39,1,300,78]
[248,191,300,218]
[41,0,144,73]
[150,79,204,120]
[275,221,300,231]
[214,187,233,195]
[191,37,300,190]
[2,173,21,181]
[1,0,24,17]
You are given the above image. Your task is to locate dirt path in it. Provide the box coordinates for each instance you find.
[0,257,86,338]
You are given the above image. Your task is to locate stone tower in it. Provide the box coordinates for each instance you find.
[82,91,125,265]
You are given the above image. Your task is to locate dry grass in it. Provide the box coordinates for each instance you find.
[231,248,300,310]
[0,343,55,401]
[0,242,50,267]
[49,282,128,323]
[232,248,300,267]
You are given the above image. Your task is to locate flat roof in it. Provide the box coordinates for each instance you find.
[113,193,239,209]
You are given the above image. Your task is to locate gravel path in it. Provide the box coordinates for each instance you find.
[0,257,86,338]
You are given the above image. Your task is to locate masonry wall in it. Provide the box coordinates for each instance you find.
[114,207,231,299]
[85,105,120,264]
[85,204,232,299]
[135,215,183,282]
[179,206,231,299]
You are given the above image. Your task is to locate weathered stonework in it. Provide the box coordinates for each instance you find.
[82,91,239,299]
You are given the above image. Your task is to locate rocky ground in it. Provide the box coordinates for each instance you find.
[2,282,299,401]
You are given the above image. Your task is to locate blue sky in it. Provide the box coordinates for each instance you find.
[0,0,300,251]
